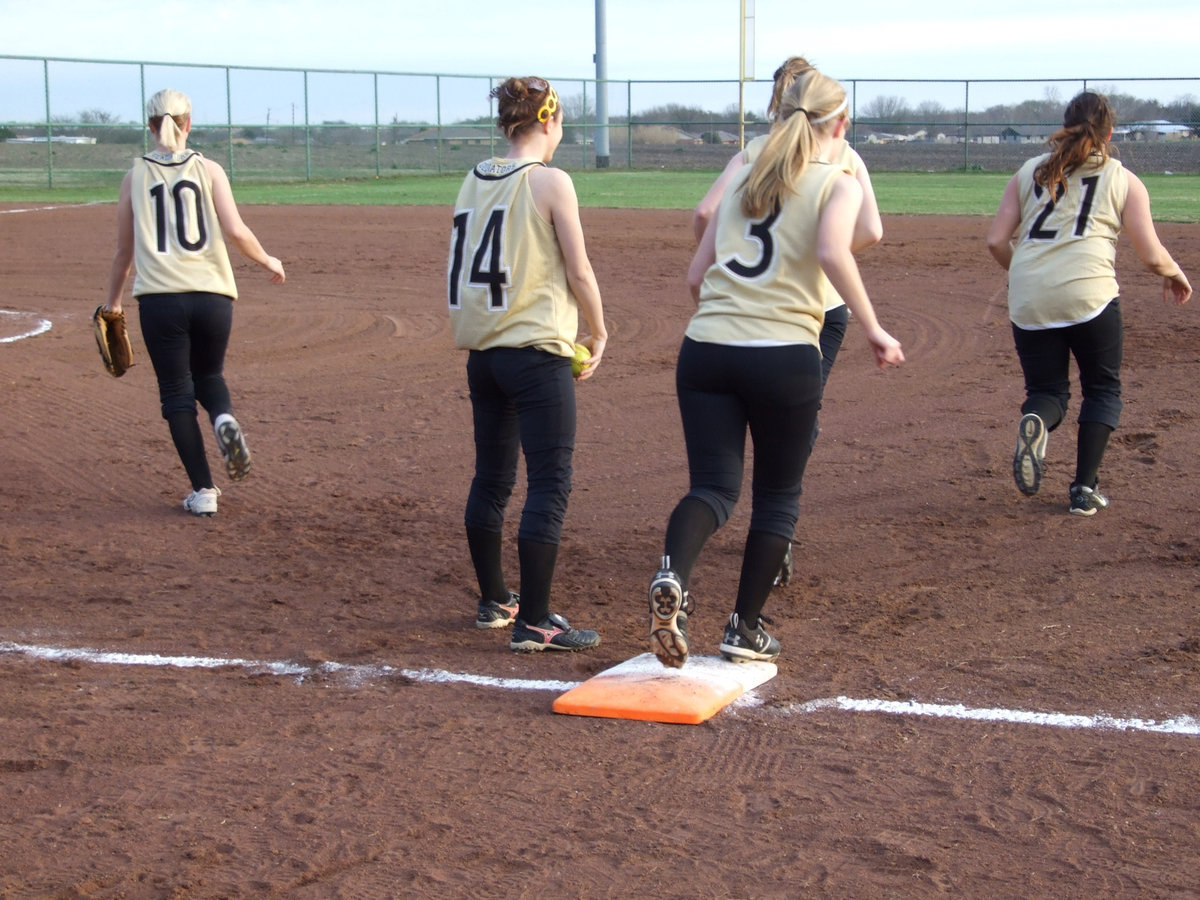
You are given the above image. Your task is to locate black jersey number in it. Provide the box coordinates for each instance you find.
[448,208,509,310]
[149,180,208,253]
[1028,175,1100,241]
[723,206,782,279]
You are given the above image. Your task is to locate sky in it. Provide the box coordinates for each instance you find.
[3,0,1199,124]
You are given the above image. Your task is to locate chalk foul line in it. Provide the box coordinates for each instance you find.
[0,310,52,343]
[3,640,1197,736]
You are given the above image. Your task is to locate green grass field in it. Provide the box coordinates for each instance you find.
[2,170,1197,221]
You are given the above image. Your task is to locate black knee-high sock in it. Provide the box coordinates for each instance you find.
[517,538,558,624]
[466,527,508,605]
[734,530,792,622]
[1075,421,1114,488]
[167,411,213,491]
[663,496,719,586]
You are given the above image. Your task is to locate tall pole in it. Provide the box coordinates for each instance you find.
[740,0,755,149]
[594,0,610,167]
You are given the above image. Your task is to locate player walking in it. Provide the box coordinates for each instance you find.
[987,91,1192,515]
[694,56,884,586]
[649,67,904,668]
[448,76,608,652]
[102,88,285,516]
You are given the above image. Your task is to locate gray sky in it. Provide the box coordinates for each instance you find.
[3,0,1198,124]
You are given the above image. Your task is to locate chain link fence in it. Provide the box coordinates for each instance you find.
[3,55,1198,188]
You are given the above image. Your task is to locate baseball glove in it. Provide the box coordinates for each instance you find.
[93,305,134,377]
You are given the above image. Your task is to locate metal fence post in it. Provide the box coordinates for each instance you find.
[226,67,234,179]
[963,80,970,171]
[304,70,311,181]
[42,59,52,188]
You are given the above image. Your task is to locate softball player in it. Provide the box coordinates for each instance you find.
[448,76,608,652]
[987,91,1192,516]
[649,68,904,668]
[102,88,285,517]
[694,57,884,586]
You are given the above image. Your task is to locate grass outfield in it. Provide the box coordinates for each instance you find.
[2,170,1197,221]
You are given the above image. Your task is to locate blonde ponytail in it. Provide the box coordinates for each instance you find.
[740,70,847,219]
[145,88,192,153]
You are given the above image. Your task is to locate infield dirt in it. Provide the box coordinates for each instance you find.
[2,203,1199,897]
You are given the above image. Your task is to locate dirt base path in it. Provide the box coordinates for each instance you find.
[2,203,1199,897]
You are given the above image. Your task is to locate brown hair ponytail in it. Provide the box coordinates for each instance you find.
[1035,91,1115,199]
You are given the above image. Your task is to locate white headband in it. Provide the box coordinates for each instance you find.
[811,98,848,125]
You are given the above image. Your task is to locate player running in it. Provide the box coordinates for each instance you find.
[649,66,903,668]
[102,88,285,517]
[987,90,1192,515]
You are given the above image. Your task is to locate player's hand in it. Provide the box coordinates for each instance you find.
[576,335,606,381]
[868,327,904,369]
[264,256,286,284]
[1164,272,1192,305]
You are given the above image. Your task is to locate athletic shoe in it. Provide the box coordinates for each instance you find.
[1069,484,1110,517]
[510,613,600,652]
[719,612,781,663]
[1013,412,1048,496]
[183,486,221,517]
[214,414,252,481]
[476,591,520,629]
[773,543,793,588]
[649,557,692,668]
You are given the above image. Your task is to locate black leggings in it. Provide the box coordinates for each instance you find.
[138,292,235,490]
[673,338,822,540]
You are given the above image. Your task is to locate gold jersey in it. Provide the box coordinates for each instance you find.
[687,159,845,347]
[129,151,237,299]
[1007,153,1128,329]
[448,158,576,357]
[743,134,859,313]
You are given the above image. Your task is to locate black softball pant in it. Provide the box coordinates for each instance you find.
[675,337,823,539]
[137,292,235,490]
[1012,298,1123,431]
[464,347,575,545]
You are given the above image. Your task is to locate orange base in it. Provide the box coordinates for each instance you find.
[552,652,776,724]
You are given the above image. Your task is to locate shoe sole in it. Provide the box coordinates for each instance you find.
[718,642,780,663]
[649,575,688,668]
[1013,414,1046,496]
[1069,505,1098,517]
[183,503,216,517]
[510,637,599,652]
[217,421,252,482]
[476,609,518,629]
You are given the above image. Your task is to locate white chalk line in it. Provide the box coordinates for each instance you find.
[4,639,1198,735]
[0,309,52,343]
[0,201,106,215]
[0,641,576,694]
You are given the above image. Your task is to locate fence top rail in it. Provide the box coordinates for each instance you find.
[5,55,1196,89]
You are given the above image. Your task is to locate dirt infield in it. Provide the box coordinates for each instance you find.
[2,202,1199,898]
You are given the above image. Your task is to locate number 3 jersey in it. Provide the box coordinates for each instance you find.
[130,151,237,299]
[448,158,576,358]
[1008,153,1128,329]
[688,160,844,347]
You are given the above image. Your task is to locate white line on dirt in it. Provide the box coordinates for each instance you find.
[790,696,1200,736]
[0,641,577,693]
[0,202,106,215]
[0,310,52,343]
[3,640,1197,735]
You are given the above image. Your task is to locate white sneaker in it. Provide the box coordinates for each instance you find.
[183,486,221,517]
[214,414,252,481]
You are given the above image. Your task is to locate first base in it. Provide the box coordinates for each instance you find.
[552,652,776,724]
